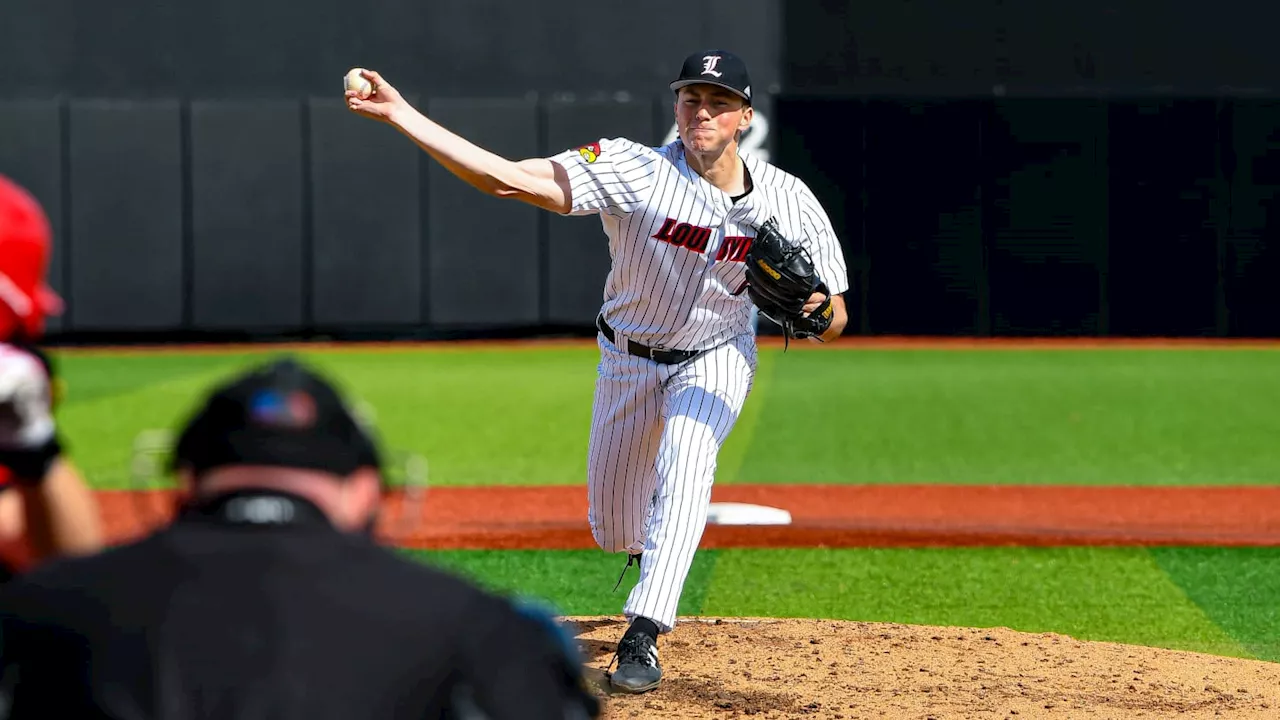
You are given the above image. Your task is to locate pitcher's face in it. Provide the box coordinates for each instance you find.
[675,85,752,155]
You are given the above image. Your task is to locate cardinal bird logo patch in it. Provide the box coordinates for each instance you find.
[577,142,602,163]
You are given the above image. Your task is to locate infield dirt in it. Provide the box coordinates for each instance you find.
[570,616,1280,719]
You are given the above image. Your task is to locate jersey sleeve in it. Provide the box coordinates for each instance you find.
[797,188,851,296]
[548,137,657,217]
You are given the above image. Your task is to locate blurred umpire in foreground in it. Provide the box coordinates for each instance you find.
[0,357,600,719]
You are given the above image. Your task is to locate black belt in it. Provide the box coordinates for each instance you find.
[595,315,701,365]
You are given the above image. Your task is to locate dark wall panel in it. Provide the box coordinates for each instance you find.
[426,99,540,327]
[0,0,741,99]
[997,3,1106,92]
[544,99,657,325]
[14,0,1280,101]
[984,99,1106,335]
[309,97,423,327]
[1105,100,1220,336]
[68,101,183,330]
[784,0,1280,96]
[863,100,985,334]
[191,101,304,330]
[783,0,995,95]
[1224,100,1280,336]
[0,0,74,97]
[0,100,66,332]
[420,0,704,98]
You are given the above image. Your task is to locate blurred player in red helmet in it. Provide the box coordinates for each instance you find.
[0,176,63,341]
[0,174,103,579]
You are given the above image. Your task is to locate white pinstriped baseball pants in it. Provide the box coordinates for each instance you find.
[586,331,757,633]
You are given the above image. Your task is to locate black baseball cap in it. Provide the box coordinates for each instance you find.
[670,49,753,104]
[170,357,381,479]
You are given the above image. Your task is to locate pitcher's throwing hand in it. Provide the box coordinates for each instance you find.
[345,69,408,123]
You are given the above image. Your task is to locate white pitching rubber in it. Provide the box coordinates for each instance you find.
[705,502,793,526]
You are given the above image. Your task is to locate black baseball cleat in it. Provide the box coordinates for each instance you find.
[609,631,662,693]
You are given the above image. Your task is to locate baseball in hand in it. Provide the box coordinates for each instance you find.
[344,68,373,99]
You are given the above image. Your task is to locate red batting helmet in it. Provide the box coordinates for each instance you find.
[0,174,63,340]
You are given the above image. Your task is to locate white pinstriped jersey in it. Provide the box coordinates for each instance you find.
[550,138,850,351]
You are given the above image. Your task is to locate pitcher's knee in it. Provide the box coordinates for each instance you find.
[593,531,629,553]
[588,490,652,553]
[590,520,643,554]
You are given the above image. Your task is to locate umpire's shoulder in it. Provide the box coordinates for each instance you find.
[0,536,156,620]
[359,540,505,604]
[362,544,575,646]
[373,545,559,616]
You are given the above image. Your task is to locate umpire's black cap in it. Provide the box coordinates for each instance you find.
[670,49,753,104]
[170,357,381,479]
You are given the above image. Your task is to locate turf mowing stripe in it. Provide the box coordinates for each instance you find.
[701,547,1252,659]
[54,352,260,404]
[402,549,720,619]
[1150,547,1280,663]
[737,349,1280,486]
[300,350,598,487]
[58,364,280,489]
[58,349,601,488]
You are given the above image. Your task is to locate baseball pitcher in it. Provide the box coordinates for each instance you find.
[346,48,849,694]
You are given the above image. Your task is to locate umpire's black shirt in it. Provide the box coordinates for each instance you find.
[0,490,597,720]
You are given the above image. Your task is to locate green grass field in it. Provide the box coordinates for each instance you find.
[49,343,1280,662]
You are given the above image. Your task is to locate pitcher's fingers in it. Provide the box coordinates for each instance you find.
[360,69,387,86]
[349,99,387,116]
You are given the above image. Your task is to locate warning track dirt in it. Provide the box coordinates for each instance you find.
[90,484,1280,549]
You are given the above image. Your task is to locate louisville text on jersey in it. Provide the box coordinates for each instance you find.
[651,218,752,262]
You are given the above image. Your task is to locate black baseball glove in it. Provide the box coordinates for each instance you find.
[745,218,834,346]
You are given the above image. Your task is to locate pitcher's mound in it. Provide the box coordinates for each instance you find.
[563,616,1280,719]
